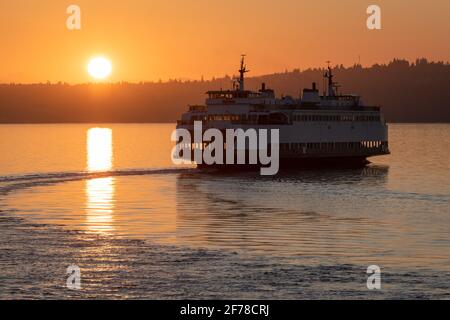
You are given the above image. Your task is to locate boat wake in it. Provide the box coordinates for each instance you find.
[0,167,193,196]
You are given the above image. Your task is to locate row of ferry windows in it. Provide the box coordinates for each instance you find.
[280,141,387,150]
[291,114,380,122]
[184,141,387,150]
[189,114,380,122]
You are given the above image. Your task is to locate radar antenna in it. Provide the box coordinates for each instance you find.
[323,61,335,97]
[237,54,249,92]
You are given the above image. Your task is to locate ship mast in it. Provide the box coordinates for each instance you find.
[238,54,249,92]
[324,61,335,97]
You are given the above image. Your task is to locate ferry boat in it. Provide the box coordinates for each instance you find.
[176,56,389,169]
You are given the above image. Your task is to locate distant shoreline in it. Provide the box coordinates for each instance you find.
[1,59,449,123]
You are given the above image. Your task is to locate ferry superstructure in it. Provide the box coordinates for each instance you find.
[176,56,389,168]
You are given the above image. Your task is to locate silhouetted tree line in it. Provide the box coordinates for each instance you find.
[0,58,449,123]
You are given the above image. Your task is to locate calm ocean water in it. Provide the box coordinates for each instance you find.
[0,123,449,299]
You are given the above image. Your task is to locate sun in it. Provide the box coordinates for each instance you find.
[87,57,112,80]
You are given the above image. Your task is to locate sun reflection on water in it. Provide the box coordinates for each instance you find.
[85,128,115,234]
[87,128,113,172]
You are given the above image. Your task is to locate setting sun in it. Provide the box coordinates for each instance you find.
[87,57,112,80]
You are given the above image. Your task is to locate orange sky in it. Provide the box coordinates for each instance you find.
[0,0,449,83]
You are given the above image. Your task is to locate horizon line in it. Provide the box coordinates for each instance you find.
[1,57,448,86]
